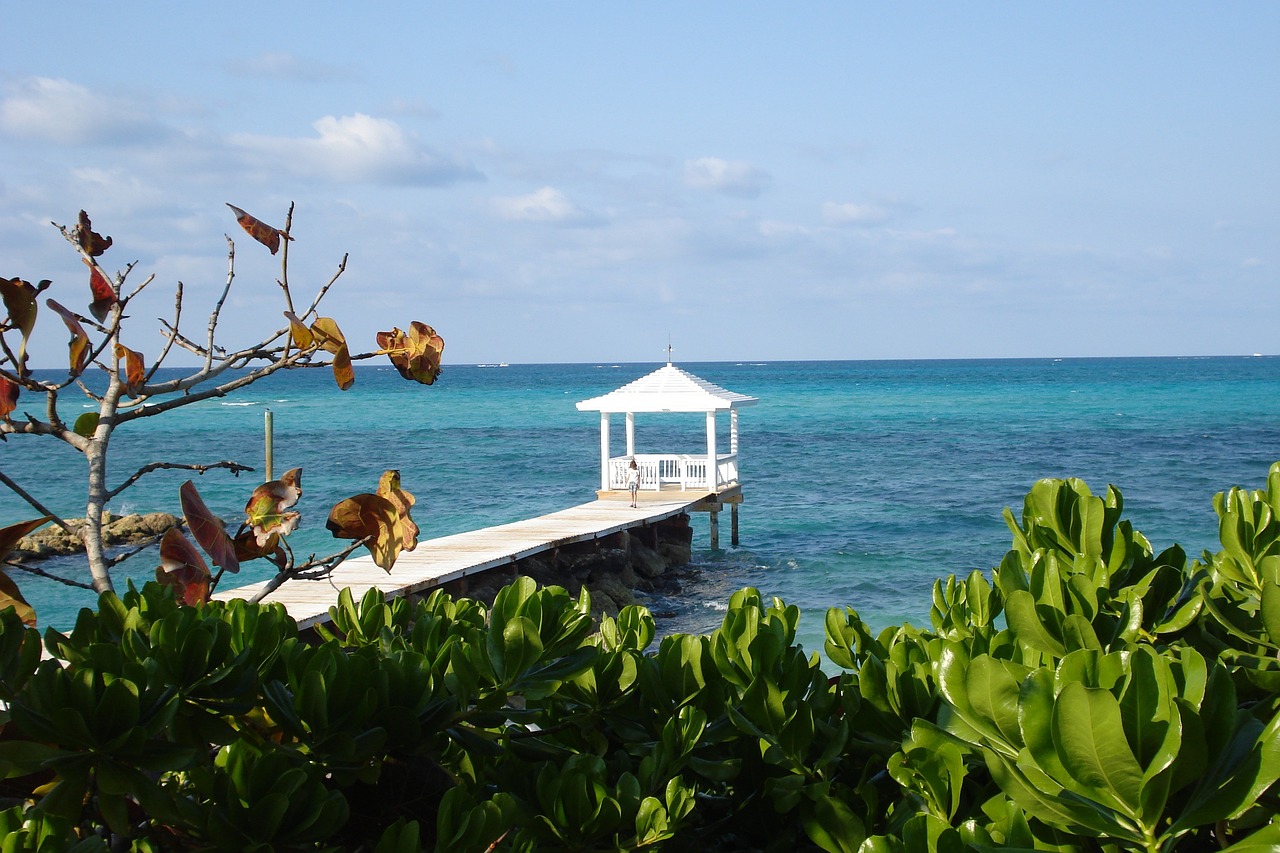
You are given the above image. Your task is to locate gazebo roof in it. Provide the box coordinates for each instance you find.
[576,364,759,414]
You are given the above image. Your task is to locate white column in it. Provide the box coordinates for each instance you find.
[625,411,635,458]
[599,412,611,490]
[706,410,717,491]
[730,409,739,455]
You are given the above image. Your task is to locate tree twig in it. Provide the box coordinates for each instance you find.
[205,237,237,375]
[104,532,174,569]
[0,470,75,532]
[106,459,255,501]
[145,281,184,383]
[1,560,95,590]
[299,253,348,322]
[279,202,297,316]
[246,538,369,604]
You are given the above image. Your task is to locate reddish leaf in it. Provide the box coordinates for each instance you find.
[74,210,112,256]
[233,528,286,566]
[85,260,117,323]
[0,376,17,419]
[376,321,445,385]
[46,299,92,375]
[155,528,211,606]
[0,517,53,562]
[326,493,402,572]
[244,467,303,547]
[226,203,291,255]
[0,570,35,627]
[377,470,418,551]
[114,344,146,396]
[283,311,314,349]
[180,480,239,574]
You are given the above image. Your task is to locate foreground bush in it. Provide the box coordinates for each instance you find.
[1,466,1279,851]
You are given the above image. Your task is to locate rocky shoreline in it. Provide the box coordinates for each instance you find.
[439,512,696,615]
[12,512,180,562]
[13,510,695,619]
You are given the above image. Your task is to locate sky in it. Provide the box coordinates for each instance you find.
[2,2,1276,367]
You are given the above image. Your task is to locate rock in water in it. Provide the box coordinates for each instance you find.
[12,512,181,561]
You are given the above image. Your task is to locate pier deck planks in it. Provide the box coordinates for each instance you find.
[213,494,710,629]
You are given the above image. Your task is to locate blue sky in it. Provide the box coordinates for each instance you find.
[3,3,1276,366]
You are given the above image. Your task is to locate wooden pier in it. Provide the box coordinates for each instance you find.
[213,491,728,630]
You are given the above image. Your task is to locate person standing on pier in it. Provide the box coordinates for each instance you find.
[626,459,640,507]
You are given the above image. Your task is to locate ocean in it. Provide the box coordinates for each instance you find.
[4,357,1279,656]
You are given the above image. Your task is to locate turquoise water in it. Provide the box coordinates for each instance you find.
[4,357,1279,655]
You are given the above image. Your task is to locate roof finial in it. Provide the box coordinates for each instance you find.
[665,336,673,365]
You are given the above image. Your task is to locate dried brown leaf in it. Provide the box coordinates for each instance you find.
[326,493,402,572]
[376,321,445,385]
[155,528,211,606]
[0,570,35,626]
[180,480,239,573]
[0,277,41,369]
[74,210,113,256]
[114,344,145,396]
[46,299,91,375]
[283,311,314,349]
[226,203,291,255]
[0,517,53,562]
[244,468,303,547]
[377,470,418,551]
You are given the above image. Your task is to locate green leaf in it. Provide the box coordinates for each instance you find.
[1004,590,1066,658]
[73,412,99,437]
[1052,682,1144,817]
[802,793,866,853]
[1221,820,1280,852]
[1261,580,1280,647]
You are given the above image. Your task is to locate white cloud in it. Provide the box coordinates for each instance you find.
[821,197,917,227]
[683,157,771,198]
[231,113,480,186]
[490,186,584,222]
[0,77,164,146]
[822,201,890,226]
[229,51,351,83]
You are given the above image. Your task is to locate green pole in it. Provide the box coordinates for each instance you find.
[265,409,274,482]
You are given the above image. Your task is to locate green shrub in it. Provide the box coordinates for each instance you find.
[1,467,1279,850]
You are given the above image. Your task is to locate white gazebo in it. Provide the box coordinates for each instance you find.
[575,362,758,500]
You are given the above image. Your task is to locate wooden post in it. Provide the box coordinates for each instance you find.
[731,503,739,546]
[709,509,719,550]
[264,409,274,482]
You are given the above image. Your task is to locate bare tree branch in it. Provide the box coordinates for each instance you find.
[0,470,76,532]
[104,532,171,569]
[278,202,297,316]
[298,253,349,322]
[246,538,369,604]
[144,281,184,382]
[111,348,319,424]
[204,236,237,375]
[106,459,255,501]
[121,269,153,303]
[2,560,95,590]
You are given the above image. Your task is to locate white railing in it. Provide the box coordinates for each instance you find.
[608,453,739,491]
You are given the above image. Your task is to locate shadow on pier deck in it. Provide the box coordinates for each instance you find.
[213,490,734,630]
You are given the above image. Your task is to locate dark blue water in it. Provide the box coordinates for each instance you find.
[5,357,1278,653]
